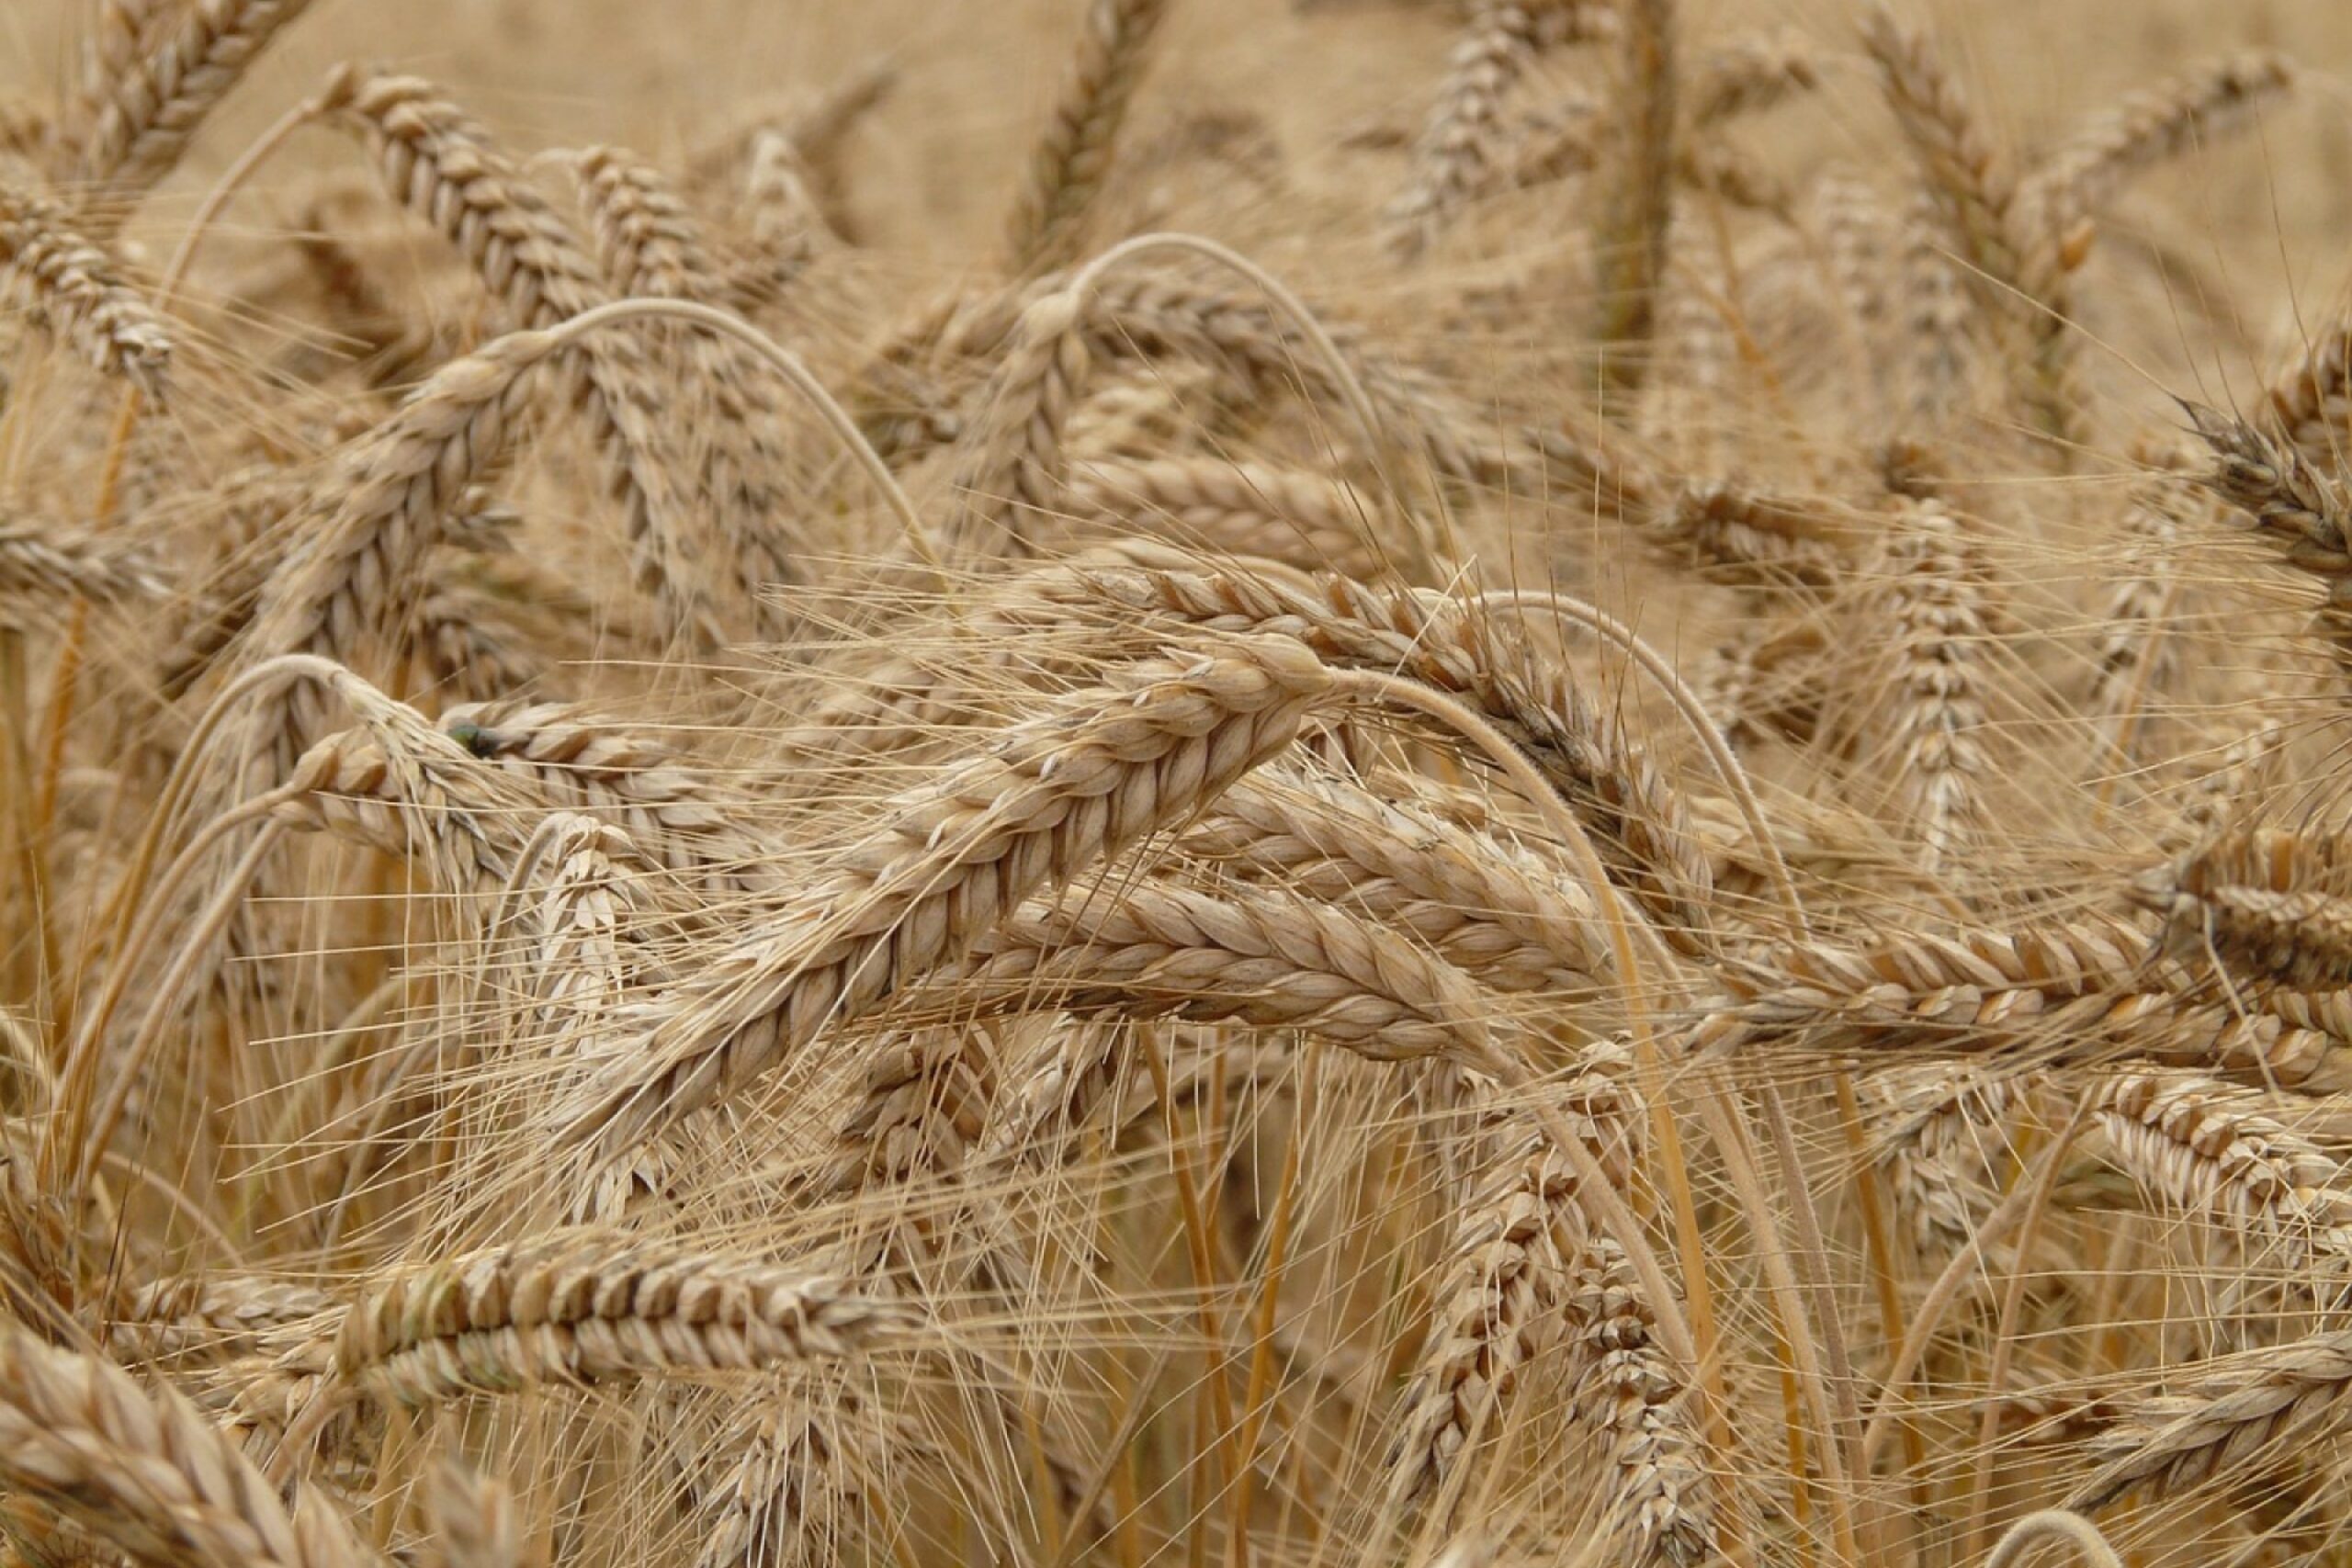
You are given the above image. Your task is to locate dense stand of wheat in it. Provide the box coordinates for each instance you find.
[1,0,2351,1564]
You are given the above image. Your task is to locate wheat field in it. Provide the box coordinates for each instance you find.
[2,1,2352,1566]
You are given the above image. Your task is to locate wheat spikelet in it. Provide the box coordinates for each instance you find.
[1646,480,1857,586]
[1063,456,1385,571]
[568,143,799,620]
[1382,1,1563,262]
[2185,403,2352,656]
[1004,0,1175,274]
[947,288,1092,559]
[237,324,579,749]
[334,1236,918,1404]
[1870,1066,2030,1257]
[552,636,1333,1158]
[690,1382,891,1568]
[944,875,1510,1062]
[59,0,170,156]
[0,173,173,392]
[439,700,784,897]
[2026,51,2293,238]
[0,1322,371,1568]
[107,1275,337,1361]
[1696,915,2352,1090]
[275,712,556,895]
[1039,557,1714,942]
[1862,5,2068,437]
[2073,1330,2352,1508]
[2087,1070,2352,1283]
[1178,770,1606,997]
[74,0,319,203]
[424,1458,521,1568]
[1842,498,1993,873]
[1687,31,1816,126]
[2141,826,2352,988]
[2087,464,2194,729]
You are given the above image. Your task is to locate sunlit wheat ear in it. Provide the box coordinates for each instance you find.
[1693,915,2352,1090]
[330,1236,919,1407]
[318,64,719,641]
[1037,557,1713,944]
[552,635,1333,1161]
[2073,1328,2352,1511]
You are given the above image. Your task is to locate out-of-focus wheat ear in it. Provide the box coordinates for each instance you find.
[1897,190,1972,438]
[0,1322,373,1568]
[0,513,169,615]
[945,288,1091,560]
[738,130,838,291]
[1381,1,1560,263]
[334,1236,919,1406]
[1844,498,1994,874]
[1862,5,2071,440]
[74,0,320,212]
[1061,456,1387,574]
[551,636,1331,1161]
[2088,459,2199,751]
[1003,0,1175,275]
[1589,0,1675,396]
[2183,402,2352,660]
[2071,1329,2352,1510]
[424,1457,521,1568]
[0,174,173,394]
[2024,52,2292,245]
[1687,30,1817,126]
[2137,825,2352,988]
[58,1,167,155]
[105,1274,337,1363]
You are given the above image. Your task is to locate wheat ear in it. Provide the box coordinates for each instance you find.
[334,1237,918,1406]
[1004,0,1175,274]
[0,1322,372,1568]
[0,173,173,393]
[75,0,319,207]
[553,636,1332,1159]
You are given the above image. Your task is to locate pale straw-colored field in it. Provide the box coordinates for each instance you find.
[1,4,2351,1567]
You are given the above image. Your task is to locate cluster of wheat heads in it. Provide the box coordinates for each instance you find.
[4,0,2352,1563]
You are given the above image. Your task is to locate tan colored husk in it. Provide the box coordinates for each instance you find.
[334,1235,918,1404]
[552,636,1333,1158]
